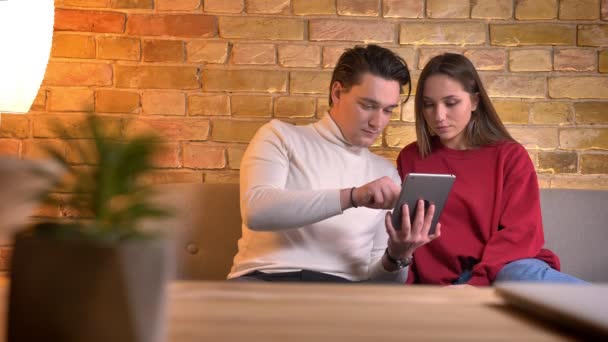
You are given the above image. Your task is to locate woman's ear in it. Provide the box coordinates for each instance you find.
[471,92,480,112]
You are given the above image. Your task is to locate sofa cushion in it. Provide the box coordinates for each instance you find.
[540,189,608,283]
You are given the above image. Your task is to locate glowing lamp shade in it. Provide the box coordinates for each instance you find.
[0,0,55,114]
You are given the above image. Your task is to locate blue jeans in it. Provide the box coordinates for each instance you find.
[453,258,588,285]
[494,258,588,284]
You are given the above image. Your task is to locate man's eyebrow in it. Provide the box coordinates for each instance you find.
[358,97,398,108]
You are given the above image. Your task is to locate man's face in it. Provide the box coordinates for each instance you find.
[329,73,401,147]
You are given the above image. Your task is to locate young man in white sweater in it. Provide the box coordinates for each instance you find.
[228,45,440,283]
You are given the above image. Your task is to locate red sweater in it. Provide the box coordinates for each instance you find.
[397,139,560,286]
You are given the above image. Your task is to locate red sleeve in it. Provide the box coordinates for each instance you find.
[467,144,556,286]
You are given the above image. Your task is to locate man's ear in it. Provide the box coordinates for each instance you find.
[330,81,342,104]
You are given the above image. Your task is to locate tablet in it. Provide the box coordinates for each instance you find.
[391,173,455,234]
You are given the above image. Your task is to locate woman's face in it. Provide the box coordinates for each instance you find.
[421,74,479,150]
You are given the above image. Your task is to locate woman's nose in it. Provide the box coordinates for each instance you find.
[433,104,446,122]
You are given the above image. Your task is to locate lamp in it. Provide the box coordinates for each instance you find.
[0,0,55,114]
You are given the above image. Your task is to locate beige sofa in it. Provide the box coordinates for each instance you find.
[157,183,608,283]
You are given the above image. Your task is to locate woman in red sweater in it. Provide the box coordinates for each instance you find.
[395,53,586,286]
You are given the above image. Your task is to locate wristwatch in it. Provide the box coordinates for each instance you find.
[385,247,412,269]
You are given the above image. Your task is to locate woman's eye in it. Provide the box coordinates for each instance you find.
[423,102,434,108]
[445,101,459,107]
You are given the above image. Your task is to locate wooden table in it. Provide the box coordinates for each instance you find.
[166,281,575,341]
[0,279,577,341]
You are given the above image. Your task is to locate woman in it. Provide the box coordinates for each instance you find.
[395,53,585,286]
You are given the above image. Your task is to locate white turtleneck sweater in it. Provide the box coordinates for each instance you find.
[228,113,407,282]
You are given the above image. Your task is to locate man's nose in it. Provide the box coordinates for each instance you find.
[368,109,383,127]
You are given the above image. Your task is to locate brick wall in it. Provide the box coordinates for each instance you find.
[1,0,607,198]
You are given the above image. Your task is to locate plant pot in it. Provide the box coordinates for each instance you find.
[8,232,173,342]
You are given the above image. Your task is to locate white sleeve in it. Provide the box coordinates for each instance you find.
[240,122,343,231]
[368,169,408,283]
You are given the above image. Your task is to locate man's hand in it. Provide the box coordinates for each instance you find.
[345,176,401,210]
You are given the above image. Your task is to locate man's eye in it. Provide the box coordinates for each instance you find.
[360,103,374,110]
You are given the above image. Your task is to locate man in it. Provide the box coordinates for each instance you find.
[228,45,439,283]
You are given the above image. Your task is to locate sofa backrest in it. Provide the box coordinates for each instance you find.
[540,189,608,283]
[151,183,241,280]
[155,183,607,283]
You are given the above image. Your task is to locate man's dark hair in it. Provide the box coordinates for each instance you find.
[328,44,411,106]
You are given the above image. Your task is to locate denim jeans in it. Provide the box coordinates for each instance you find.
[453,258,588,285]
[495,258,588,284]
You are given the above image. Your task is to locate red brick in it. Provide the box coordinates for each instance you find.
[33,115,122,138]
[337,0,380,16]
[22,139,66,160]
[140,170,202,185]
[211,120,266,143]
[322,45,350,68]
[143,40,185,62]
[54,9,126,33]
[183,144,226,169]
[231,96,272,117]
[188,95,230,116]
[554,49,596,71]
[95,90,140,113]
[115,65,199,89]
[427,0,470,18]
[111,0,153,9]
[274,97,316,118]
[202,70,287,92]
[401,23,486,45]
[290,71,333,94]
[31,90,47,111]
[142,91,186,115]
[187,41,228,63]
[279,45,321,67]
[418,48,464,69]
[232,44,276,65]
[97,36,140,61]
[490,24,576,46]
[310,19,394,42]
[0,114,29,138]
[464,49,506,71]
[246,0,290,14]
[204,171,240,183]
[152,142,181,168]
[43,62,113,86]
[126,14,217,38]
[578,25,608,47]
[219,17,304,40]
[157,0,200,11]
[51,34,96,59]
[124,117,210,140]
[65,139,97,165]
[382,0,423,18]
[204,0,244,13]
[0,139,20,156]
[48,88,95,112]
[293,0,336,15]
[56,0,110,7]
[482,75,545,98]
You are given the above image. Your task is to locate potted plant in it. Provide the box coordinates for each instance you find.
[7,115,173,342]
